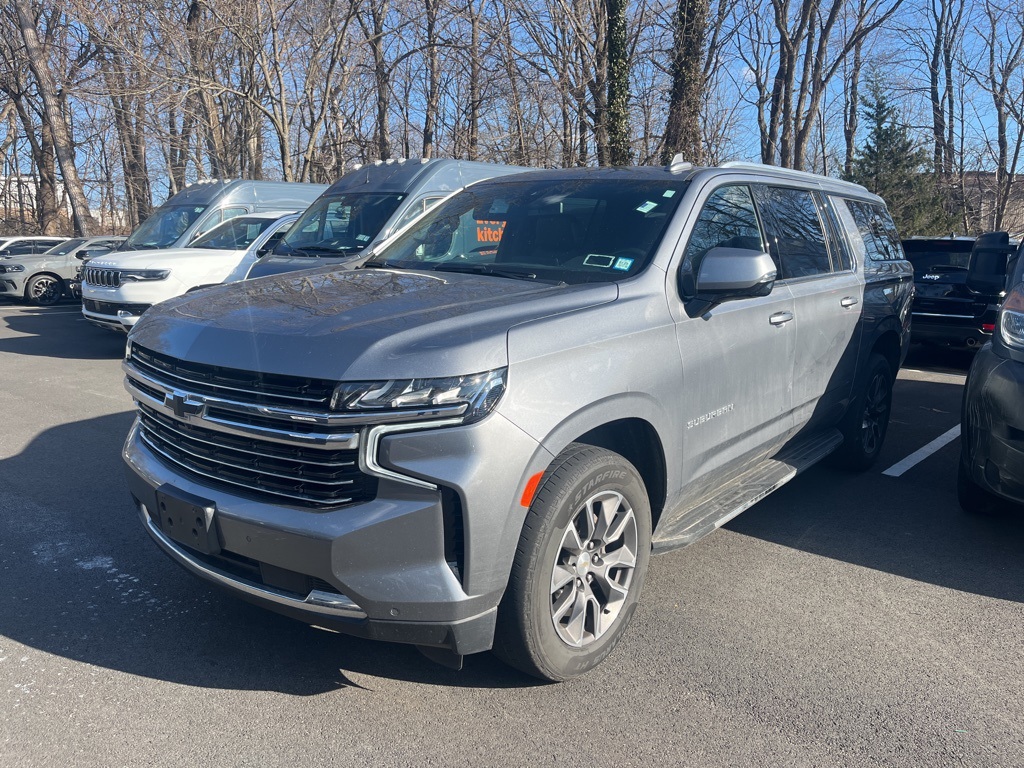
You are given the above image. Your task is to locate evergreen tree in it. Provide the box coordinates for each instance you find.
[846,78,955,236]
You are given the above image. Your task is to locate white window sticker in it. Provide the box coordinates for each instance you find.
[583,253,615,268]
[613,257,634,271]
[636,201,658,214]
[663,190,676,198]
[356,234,370,242]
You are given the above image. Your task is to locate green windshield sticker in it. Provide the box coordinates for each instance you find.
[663,190,676,198]
[613,257,634,271]
[636,201,658,214]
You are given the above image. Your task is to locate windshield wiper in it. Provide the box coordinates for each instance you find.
[289,245,359,257]
[430,263,541,281]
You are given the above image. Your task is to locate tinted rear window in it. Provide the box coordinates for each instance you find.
[901,240,974,272]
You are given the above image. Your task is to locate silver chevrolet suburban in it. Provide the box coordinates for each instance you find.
[120,161,913,680]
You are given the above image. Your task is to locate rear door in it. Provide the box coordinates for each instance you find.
[753,185,864,429]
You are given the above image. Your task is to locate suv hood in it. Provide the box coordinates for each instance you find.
[88,247,243,270]
[129,267,617,380]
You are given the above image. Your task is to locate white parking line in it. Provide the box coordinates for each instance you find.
[882,424,961,477]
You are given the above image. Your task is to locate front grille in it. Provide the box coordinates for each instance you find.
[84,266,121,287]
[84,298,150,316]
[130,344,336,409]
[137,404,377,508]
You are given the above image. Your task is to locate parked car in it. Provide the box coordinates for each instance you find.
[81,212,299,331]
[0,235,68,259]
[0,236,125,305]
[79,180,327,330]
[959,239,1024,513]
[245,158,529,279]
[113,179,326,254]
[120,161,912,680]
[902,233,1016,349]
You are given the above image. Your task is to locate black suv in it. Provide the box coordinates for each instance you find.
[959,241,1024,513]
[903,233,1015,349]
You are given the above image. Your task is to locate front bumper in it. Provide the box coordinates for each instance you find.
[82,299,151,331]
[0,275,26,297]
[961,344,1024,506]
[123,411,546,655]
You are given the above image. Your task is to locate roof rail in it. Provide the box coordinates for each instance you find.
[718,161,869,193]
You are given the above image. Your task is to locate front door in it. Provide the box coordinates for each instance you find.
[670,183,795,511]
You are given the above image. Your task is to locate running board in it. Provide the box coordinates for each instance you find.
[652,429,843,553]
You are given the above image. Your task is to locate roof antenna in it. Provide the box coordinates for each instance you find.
[667,153,692,174]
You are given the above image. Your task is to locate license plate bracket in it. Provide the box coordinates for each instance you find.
[154,484,220,556]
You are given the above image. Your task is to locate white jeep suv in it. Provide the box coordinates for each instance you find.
[82,211,298,331]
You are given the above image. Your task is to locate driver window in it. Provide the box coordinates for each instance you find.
[682,185,763,270]
[679,185,763,299]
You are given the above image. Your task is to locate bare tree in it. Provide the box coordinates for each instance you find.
[11,0,95,234]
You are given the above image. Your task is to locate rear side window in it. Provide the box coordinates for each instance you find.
[836,199,903,262]
[755,186,832,278]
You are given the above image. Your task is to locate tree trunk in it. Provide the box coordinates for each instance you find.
[661,0,709,164]
[605,0,631,165]
[14,0,94,235]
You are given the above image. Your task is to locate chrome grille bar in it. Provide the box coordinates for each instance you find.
[138,431,356,507]
[138,413,357,488]
[84,267,121,287]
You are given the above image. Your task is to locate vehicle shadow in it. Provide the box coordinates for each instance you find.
[903,342,975,374]
[0,412,535,693]
[727,374,1024,604]
[0,302,130,360]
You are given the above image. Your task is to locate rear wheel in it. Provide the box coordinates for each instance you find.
[26,273,63,306]
[832,353,893,470]
[493,443,651,681]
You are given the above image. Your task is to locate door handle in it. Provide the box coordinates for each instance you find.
[769,311,794,326]
[840,297,859,308]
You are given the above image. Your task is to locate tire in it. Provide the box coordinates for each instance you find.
[957,455,1002,515]
[832,353,893,471]
[493,443,652,681]
[25,273,64,306]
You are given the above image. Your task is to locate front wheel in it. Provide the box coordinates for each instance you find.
[26,274,64,306]
[493,443,651,681]
[832,353,894,471]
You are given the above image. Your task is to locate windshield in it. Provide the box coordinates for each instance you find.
[362,177,688,284]
[122,204,207,250]
[190,216,283,251]
[44,238,87,256]
[274,193,406,257]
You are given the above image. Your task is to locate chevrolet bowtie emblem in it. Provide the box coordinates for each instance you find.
[164,391,206,419]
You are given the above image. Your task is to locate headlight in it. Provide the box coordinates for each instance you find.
[0,264,25,273]
[999,283,1024,349]
[120,269,170,282]
[330,368,507,423]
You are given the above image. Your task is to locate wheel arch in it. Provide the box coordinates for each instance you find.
[870,328,902,376]
[528,395,674,535]
[24,271,65,299]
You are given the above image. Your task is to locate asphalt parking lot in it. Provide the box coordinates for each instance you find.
[1,300,1022,767]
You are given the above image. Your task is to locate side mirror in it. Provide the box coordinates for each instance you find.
[75,249,91,260]
[684,247,777,316]
[966,231,1013,295]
